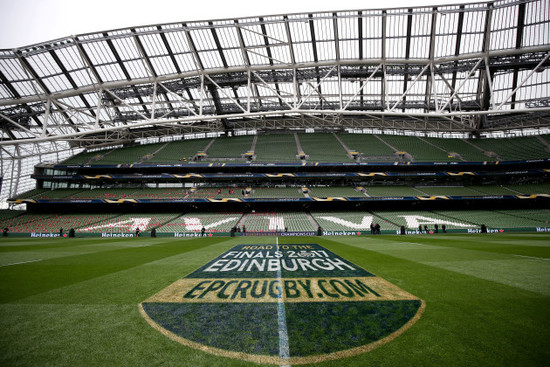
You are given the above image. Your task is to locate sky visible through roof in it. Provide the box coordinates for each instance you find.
[0,0,474,49]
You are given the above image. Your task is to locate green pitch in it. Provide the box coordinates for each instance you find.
[1,234,549,366]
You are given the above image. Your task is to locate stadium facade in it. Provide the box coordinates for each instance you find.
[0,0,549,232]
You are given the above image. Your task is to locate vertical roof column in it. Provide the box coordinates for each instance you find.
[426,7,438,112]
[510,1,527,110]
[477,2,494,129]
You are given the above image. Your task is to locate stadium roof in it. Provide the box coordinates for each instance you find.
[0,0,549,154]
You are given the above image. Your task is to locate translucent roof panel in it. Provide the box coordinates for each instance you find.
[0,0,548,148]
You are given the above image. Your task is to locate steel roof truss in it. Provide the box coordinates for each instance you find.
[343,63,382,110]
[104,89,148,120]
[205,74,246,113]
[390,63,430,112]
[297,66,336,109]
[252,71,294,110]
[496,52,550,110]
[158,83,199,117]
[131,30,158,78]
[182,24,205,72]
[440,58,483,111]
[209,23,228,69]
[435,71,464,109]
[0,111,39,137]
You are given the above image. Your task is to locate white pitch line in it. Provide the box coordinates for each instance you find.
[1,259,43,267]
[275,237,291,367]
[513,254,550,261]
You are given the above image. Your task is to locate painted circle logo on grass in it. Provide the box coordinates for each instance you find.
[139,244,424,365]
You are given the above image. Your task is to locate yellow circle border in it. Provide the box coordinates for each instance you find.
[139,299,425,365]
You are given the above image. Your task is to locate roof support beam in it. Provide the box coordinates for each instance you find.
[0,112,39,137]
[426,8,438,112]
[209,22,228,69]
[511,1,527,110]
[358,11,363,60]
[234,20,262,111]
[157,26,182,74]
[283,16,301,107]
[440,58,484,111]
[47,49,97,119]
[3,45,549,108]
[15,53,81,133]
[381,10,387,113]
[182,23,205,72]
[343,64,382,110]
[131,29,158,78]
[205,75,246,113]
[390,64,431,112]
[252,71,294,110]
[259,18,284,108]
[308,14,319,64]
[3,106,550,146]
[476,3,494,129]
[308,14,322,107]
[333,13,342,110]
[496,52,550,110]
[403,9,414,112]
[451,5,465,107]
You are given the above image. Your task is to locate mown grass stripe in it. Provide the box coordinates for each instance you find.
[0,237,229,303]
[0,259,43,267]
[513,254,550,261]
[275,237,291,366]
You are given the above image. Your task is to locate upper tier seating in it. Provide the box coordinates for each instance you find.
[337,134,396,161]
[503,183,550,194]
[297,133,349,161]
[68,188,140,199]
[128,188,189,199]
[206,136,254,161]
[364,186,425,197]
[378,135,458,161]
[415,186,484,196]
[465,185,518,195]
[422,137,492,161]
[307,187,364,197]
[62,150,107,165]
[58,134,550,165]
[14,188,49,199]
[95,143,165,164]
[467,136,549,160]
[147,139,211,163]
[254,134,299,162]
[186,187,245,199]
[248,188,305,198]
[31,189,87,199]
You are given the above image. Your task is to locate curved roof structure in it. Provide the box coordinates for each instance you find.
[0,0,549,150]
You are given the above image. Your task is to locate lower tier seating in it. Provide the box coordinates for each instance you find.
[239,212,315,232]
[157,213,241,233]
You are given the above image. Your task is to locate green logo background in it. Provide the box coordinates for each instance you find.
[140,244,424,365]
